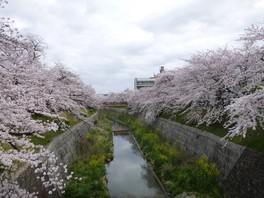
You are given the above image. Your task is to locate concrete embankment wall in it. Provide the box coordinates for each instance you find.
[153,118,245,179]
[16,113,98,198]
[153,117,264,198]
[47,113,97,165]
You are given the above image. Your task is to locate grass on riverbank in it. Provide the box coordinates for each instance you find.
[30,108,97,146]
[64,112,113,198]
[161,112,264,153]
[109,112,222,198]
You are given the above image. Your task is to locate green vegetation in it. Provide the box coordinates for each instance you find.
[81,107,97,118]
[161,112,264,153]
[30,111,80,146]
[64,113,113,198]
[64,156,109,198]
[95,112,112,133]
[31,109,97,146]
[109,112,222,198]
[30,130,65,146]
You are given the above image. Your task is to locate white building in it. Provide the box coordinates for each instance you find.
[134,66,165,90]
[134,78,155,89]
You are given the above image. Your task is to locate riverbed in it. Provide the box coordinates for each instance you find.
[106,132,166,198]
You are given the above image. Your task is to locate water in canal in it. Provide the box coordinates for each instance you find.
[106,132,166,198]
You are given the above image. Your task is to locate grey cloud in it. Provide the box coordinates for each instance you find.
[140,0,259,34]
[118,42,152,56]
[2,0,264,93]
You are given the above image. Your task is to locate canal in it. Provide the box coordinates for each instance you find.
[106,131,167,198]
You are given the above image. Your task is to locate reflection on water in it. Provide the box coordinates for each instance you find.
[106,133,166,198]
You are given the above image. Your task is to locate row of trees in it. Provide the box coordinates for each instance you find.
[105,23,264,139]
[0,1,99,197]
[103,90,131,105]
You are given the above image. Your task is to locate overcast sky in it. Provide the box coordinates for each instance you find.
[2,0,264,93]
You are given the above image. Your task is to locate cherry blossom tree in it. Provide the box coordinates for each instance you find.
[127,71,179,122]
[0,1,98,196]
[125,22,264,138]
[223,24,264,138]
[103,89,132,105]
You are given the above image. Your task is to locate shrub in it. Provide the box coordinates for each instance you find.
[191,155,222,196]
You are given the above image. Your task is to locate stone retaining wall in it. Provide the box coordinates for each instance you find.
[16,113,98,198]
[223,148,264,198]
[153,118,245,179]
[153,117,264,197]
[47,113,97,166]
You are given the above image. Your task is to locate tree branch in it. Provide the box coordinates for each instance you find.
[8,142,20,151]
[9,132,34,136]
